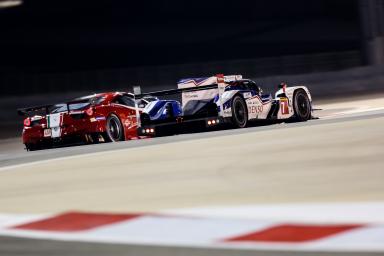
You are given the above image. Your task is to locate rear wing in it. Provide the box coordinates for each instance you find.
[17,98,100,117]
[133,84,221,128]
[133,74,243,124]
[176,75,242,114]
[134,74,242,98]
[134,84,219,98]
[177,75,242,88]
[17,105,52,117]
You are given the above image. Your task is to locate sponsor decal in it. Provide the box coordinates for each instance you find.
[184,93,198,98]
[43,129,51,137]
[90,116,106,122]
[249,105,263,114]
[224,75,242,82]
[243,92,252,98]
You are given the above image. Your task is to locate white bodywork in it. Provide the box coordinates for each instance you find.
[178,76,219,110]
[245,94,272,120]
[275,86,312,119]
[218,90,271,120]
[46,113,63,138]
[177,75,312,121]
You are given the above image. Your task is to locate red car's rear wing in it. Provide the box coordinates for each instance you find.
[17,104,53,116]
[17,98,100,117]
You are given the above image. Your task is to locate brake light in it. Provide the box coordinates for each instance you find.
[142,128,155,134]
[85,108,94,116]
[207,119,220,126]
[24,118,31,127]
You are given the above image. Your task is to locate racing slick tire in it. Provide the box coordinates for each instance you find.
[105,114,124,142]
[293,89,311,121]
[25,142,48,151]
[25,143,39,151]
[231,95,248,128]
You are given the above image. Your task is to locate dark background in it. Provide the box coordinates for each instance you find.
[1,0,383,95]
[0,0,360,72]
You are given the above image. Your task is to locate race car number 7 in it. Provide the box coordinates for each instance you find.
[280,99,289,115]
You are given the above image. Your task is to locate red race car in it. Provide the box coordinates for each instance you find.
[18,92,153,151]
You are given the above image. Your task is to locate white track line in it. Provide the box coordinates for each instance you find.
[161,202,384,224]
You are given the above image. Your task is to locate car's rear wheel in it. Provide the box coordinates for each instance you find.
[293,89,311,121]
[25,143,34,151]
[231,95,248,128]
[25,143,42,151]
[105,114,124,142]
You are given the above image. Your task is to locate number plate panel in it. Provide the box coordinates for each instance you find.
[43,129,52,137]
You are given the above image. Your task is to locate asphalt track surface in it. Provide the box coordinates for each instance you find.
[0,95,384,255]
[1,235,382,256]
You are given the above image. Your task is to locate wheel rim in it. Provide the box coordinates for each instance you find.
[234,100,246,125]
[108,118,121,141]
[297,94,309,117]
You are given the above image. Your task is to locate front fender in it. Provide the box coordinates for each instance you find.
[274,85,313,119]
[275,86,312,101]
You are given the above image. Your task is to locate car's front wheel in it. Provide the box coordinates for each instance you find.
[293,89,311,121]
[105,114,124,142]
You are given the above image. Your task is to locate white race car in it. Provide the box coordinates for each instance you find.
[136,74,314,136]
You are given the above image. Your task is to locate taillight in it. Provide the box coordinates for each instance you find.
[24,118,31,127]
[85,108,94,116]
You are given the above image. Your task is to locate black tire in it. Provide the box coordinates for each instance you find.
[293,89,311,121]
[25,143,41,151]
[105,114,124,142]
[231,95,248,128]
[25,143,33,151]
